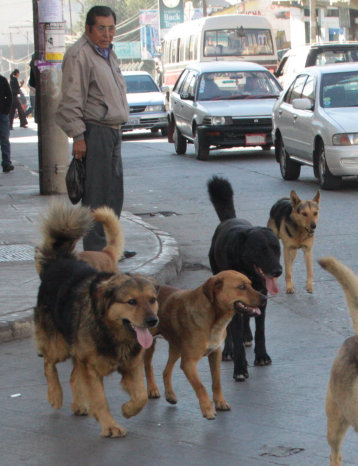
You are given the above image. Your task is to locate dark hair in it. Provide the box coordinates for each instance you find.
[11,69,19,77]
[86,6,116,26]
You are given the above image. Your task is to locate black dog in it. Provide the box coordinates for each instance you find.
[207,176,282,381]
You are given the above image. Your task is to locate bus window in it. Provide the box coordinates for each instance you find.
[203,28,274,58]
[179,38,185,62]
[170,39,178,63]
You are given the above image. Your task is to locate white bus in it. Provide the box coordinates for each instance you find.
[162,15,278,90]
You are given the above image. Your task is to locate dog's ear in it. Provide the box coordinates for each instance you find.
[290,190,301,208]
[312,190,320,204]
[202,275,224,303]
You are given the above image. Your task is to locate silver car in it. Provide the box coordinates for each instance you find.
[122,71,169,136]
[170,61,282,160]
[272,63,358,189]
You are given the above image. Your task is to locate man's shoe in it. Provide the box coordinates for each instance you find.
[20,124,28,128]
[120,250,137,261]
[3,163,14,173]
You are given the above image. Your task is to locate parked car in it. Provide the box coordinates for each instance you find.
[122,71,169,136]
[170,61,282,160]
[272,63,358,189]
[275,42,358,89]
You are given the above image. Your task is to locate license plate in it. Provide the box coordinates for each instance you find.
[245,134,266,145]
[128,118,140,126]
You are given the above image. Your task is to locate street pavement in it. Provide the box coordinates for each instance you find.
[1,120,357,465]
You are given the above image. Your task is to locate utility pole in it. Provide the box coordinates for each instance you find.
[32,0,68,195]
[310,0,317,44]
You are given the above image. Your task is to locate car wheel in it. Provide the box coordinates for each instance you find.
[174,126,187,155]
[194,131,209,161]
[278,136,301,180]
[151,128,159,134]
[161,127,168,137]
[317,142,341,190]
[262,144,272,151]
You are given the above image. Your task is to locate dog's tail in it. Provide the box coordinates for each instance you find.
[207,176,236,221]
[35,201,94,273]
[319,256,358,335]
[92,206,124,262]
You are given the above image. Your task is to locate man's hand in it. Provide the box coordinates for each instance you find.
[72,140,86,159]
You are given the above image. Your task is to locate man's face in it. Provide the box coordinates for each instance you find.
[86,15,115,49]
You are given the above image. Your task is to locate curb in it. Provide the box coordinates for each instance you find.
[0,215,182,344]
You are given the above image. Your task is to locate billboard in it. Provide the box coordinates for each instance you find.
[159,0,184,37]
[139,10,160,59]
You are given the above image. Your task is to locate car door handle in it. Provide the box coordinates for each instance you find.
[293,114,298,120]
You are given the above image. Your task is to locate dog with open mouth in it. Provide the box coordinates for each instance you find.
[144,270,266,419]
[207,176,282,381]
[34,201,159,438]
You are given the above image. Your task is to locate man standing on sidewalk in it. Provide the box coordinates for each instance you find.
[0,74,14,173]
[56,6,135,258]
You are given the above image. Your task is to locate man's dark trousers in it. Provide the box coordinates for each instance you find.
[82,123,124,251]
[0,114,11,168]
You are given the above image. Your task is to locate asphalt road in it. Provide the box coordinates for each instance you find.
[3,127,358,465]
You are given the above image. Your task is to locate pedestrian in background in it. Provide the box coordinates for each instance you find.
[56,6,135,258]
[0,74,14,173]
[9,69,28,129]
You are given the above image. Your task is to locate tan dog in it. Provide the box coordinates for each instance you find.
[268,190,320,293]
[319,256,358,466]
[78,206,124,273]
[144,270,266,420]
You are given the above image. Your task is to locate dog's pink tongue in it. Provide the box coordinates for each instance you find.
[265,276,279,295]
[134,327,153,349]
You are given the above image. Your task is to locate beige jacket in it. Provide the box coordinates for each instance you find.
[56,34,129,139]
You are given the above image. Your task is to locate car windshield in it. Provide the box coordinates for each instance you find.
[197,71,282,101]
[321,71,358,108]
[124,75,159,93]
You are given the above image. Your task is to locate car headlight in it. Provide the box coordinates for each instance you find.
[146,105,165,112]
[332,133,358,145]
[210,116,231,125]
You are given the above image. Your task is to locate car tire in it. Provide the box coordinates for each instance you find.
[194,131,210,161]
[317,142,341,190]
[262,144,272,151]
[161,127,168,137]
[151,128,159,134]
[174,126,187,155]
[277,136,301,180]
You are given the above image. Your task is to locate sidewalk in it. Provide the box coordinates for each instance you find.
[0,120,181,343]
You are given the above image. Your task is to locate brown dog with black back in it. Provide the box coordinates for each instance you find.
[319,257,358,466]
[144,270,266,420]
[268,190,320,293]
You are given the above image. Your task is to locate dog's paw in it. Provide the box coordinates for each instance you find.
[254,354,272,366]
[306,284,313,293]
[165,391,177,404]
[215,399,231,411]
[48,386,63,410]
[101,424,127,438]
[233,369,249,381]
[71,403,88,416]
[122,396,147,418]
[286,286,295,294]
[244,340,253,347]
[148,387,161,399]
[201,402,216,420]
[222,353,233,361]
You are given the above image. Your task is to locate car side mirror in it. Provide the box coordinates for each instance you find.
[161,85,169,93]
[180,92,194,101]
[292,97,313,111]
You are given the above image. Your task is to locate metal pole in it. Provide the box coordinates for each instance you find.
[310,0,317,44]
[32,0,68,195]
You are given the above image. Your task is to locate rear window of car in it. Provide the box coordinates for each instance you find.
[125,75,159,93]
[321,71,358,108]
[311,48,358,66]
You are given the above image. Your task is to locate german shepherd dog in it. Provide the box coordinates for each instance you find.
[78,206,124,273]
[319,257,358,466]
[207,176,282,381]
[34,202,159,438]
[144,270,266,419]
[268,190,320,294]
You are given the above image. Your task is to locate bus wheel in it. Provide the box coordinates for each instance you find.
[194,131,209,161]
[174,126,187,154]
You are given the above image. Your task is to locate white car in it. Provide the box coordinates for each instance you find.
[122,71,168,136]
[272,63,358,189]
[170,61,282,160]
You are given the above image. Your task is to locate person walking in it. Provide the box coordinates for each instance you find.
[0,74,14,173]
[56,5,135,258]
[9,69,28,129]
